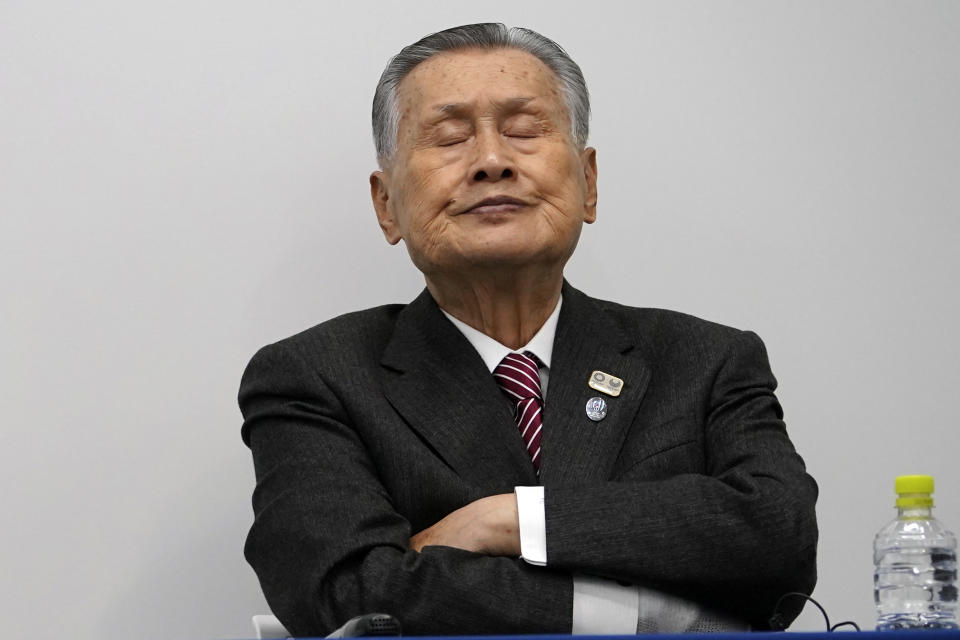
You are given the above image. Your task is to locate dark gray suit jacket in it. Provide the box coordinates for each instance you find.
[239,283,818,636]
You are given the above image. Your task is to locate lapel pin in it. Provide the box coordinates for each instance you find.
[588,370,624,397]
[585,396,607,422]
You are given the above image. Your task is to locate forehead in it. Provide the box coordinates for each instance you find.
[397,48,565,118]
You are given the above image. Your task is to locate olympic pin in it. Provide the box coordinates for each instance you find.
[588,370,624,397]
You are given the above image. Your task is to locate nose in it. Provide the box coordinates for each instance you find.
[470,130,516,183]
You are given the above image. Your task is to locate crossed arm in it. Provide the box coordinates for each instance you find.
[409,493,521,556]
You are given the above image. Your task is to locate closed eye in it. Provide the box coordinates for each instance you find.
[503,120,542,139]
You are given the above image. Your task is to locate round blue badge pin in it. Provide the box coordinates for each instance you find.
[585,396,607,421]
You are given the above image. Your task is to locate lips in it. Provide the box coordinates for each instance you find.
[460,195,528,215]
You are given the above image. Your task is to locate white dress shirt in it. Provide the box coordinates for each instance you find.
[441,297,641,634]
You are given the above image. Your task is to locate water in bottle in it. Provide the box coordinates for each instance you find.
[874,475,958,630]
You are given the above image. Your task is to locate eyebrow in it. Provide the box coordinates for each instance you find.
[431,96,537,115]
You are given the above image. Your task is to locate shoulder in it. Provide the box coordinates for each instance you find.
[577,293,778,400]
[274,303,405,357]
[242,302,407,380]
[238,302,410,444]
[590,293,745,342]
[582,292,766,367]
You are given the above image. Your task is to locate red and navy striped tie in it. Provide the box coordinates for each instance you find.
[494,351,543,472]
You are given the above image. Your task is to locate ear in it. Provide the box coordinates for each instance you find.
[580,147,598,224]
[370,171,402,245]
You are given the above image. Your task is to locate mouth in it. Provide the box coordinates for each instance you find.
[459,195,529,215]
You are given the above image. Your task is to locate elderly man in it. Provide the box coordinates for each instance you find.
[240,23,817,636]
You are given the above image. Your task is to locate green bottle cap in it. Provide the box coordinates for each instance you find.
[895,474,934,508]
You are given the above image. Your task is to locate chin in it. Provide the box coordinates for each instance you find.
[462,245,569,271]
[412,238,575,276]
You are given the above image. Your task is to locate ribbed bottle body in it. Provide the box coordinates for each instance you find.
[874,510,958,630]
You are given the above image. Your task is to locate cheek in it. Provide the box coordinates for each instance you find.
[533,154,585,210]
[424,154,465,188]
[392,161,459,230]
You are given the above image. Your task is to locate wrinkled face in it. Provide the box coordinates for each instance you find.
[371,48,597,278]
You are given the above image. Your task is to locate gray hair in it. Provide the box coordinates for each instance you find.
[372,23,590,165]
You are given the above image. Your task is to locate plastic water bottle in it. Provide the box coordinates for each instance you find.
[874,475,958,630]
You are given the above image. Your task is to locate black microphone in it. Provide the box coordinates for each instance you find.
[326,613,402,638]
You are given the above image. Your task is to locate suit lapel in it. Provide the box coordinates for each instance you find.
[540,283,652,484]
[380,289,539,489]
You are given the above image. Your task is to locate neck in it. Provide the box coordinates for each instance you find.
[898,506,933,519]
[426,268,563,350]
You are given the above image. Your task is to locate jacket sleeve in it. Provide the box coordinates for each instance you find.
[239,341,573,637]
[543,330,818,629]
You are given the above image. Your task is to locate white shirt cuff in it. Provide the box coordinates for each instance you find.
[514,486,547,565]
[572,574,640,634]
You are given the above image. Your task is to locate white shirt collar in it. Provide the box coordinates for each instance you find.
[441,296,562,373]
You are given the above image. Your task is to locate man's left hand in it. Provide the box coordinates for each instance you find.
[409,493,521,556]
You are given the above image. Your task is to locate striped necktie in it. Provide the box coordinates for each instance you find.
[494,351,543,472]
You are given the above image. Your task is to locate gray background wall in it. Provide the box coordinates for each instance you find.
[2,1,958,638]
